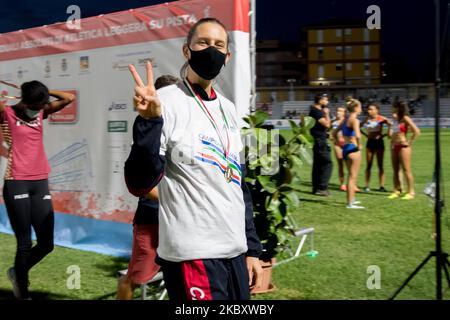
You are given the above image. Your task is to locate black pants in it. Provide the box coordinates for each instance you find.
[156,254,250,301]
[312,138,333,192]
[3,179,54,298]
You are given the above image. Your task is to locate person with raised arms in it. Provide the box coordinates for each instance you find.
[1,80,75,299]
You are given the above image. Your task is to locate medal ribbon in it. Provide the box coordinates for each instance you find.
[183,78,231,163]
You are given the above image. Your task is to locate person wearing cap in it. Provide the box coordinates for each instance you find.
[309,93,332,196]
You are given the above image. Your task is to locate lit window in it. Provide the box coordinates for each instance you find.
[317,30,323,43]
[345,28,352,36]
[318,65,324,77]
[364,45,370,58]
[364,29,370,42]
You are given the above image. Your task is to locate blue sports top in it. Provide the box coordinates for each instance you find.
[342,118,356,137]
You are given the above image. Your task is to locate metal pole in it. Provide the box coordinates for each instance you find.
[434,0,442,301]
[250,0,257,113]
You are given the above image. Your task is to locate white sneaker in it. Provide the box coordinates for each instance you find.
[7,267,22,299]
[351,200,362,205]
[346,204,365,209]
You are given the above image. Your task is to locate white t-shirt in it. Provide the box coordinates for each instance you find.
[156,82,247,262]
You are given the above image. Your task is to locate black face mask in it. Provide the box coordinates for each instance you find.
[188,46,227,80]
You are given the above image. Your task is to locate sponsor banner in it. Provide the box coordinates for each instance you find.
[0,0,249,61]
[0,206,132,257]
[48,89,78,123]
[108,120,128,133]
[0,0,251,256]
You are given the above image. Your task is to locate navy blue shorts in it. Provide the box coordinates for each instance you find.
[343,143,359,160]
[156,254,250,301]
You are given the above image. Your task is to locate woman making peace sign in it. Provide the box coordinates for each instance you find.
[125,18,263,301]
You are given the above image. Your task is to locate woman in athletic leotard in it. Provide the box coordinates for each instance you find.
[330,105,347,191]
[388,100,420,200]
[361,103,391,192]
[333,97,364,209]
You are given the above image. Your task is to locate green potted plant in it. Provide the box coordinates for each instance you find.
[242,111,315,293]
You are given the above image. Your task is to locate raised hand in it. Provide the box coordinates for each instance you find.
[129,61,161,119]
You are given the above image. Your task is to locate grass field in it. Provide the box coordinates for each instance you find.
[1,128,450,300]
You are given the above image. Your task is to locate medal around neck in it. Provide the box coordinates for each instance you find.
[183,78,234,183]
[225,166,233,183]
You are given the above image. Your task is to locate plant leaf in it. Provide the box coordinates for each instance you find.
[281,191,301,210]
[248,111,270,127]
[257,175,278,193]
[301,115,316,130]
[299,145,313,166]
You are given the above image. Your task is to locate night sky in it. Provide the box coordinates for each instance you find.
[0,0,447,82]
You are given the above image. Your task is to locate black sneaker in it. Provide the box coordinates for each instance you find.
[379,187,387,192]
[315,190,330,197]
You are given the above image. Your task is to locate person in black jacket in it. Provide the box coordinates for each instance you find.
[309,93,332,196]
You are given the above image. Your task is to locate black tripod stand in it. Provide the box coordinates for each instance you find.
[390,0,450,300]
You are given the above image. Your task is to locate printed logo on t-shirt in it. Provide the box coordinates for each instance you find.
[14,193,29,200]
[16,117,41,128]
[194,133,241,186]
[189,287,206,300]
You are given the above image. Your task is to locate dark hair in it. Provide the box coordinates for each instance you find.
[392,100,409,120]
[21,81,49,109]
[186,18,230,49]
[368,102,380,110]
[154,75,179,90]
[345,96,361,113]
[314,93,327,104]
[180,18,230,78]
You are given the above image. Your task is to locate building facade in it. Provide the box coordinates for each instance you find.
[256,40,305,87]
[304,21,381,86]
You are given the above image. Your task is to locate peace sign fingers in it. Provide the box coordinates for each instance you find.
[129,64,145,88]
[128,62,161,119]
[146,61,155,91]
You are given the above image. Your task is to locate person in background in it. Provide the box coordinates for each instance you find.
[388,100,420,200]
[334,97,364,209]
[2,81,75,300]
[309,93,332,196]
[361,102,391,192]
[331,105,347,192]
[116,75,179,300]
